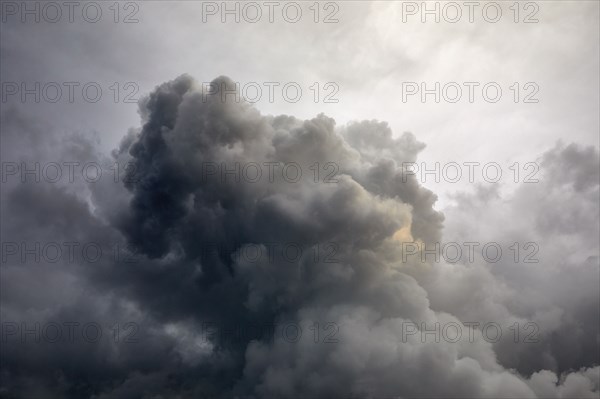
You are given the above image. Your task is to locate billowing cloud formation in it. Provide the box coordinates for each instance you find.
[431,142,600,377]
[1,75,598,398]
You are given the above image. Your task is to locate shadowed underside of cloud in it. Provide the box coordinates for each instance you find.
[0,75,598,398]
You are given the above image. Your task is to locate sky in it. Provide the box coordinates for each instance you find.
[1,1,599,398]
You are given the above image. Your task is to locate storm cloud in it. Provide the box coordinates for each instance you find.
[1,75,598,398]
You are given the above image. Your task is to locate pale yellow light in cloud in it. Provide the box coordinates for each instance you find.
[392,225,414,243]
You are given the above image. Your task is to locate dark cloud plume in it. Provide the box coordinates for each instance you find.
[1,75,598,398]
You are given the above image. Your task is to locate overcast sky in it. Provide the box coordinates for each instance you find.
[1,1,599,398]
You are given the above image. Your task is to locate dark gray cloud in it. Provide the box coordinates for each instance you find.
[1,75,598,398]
